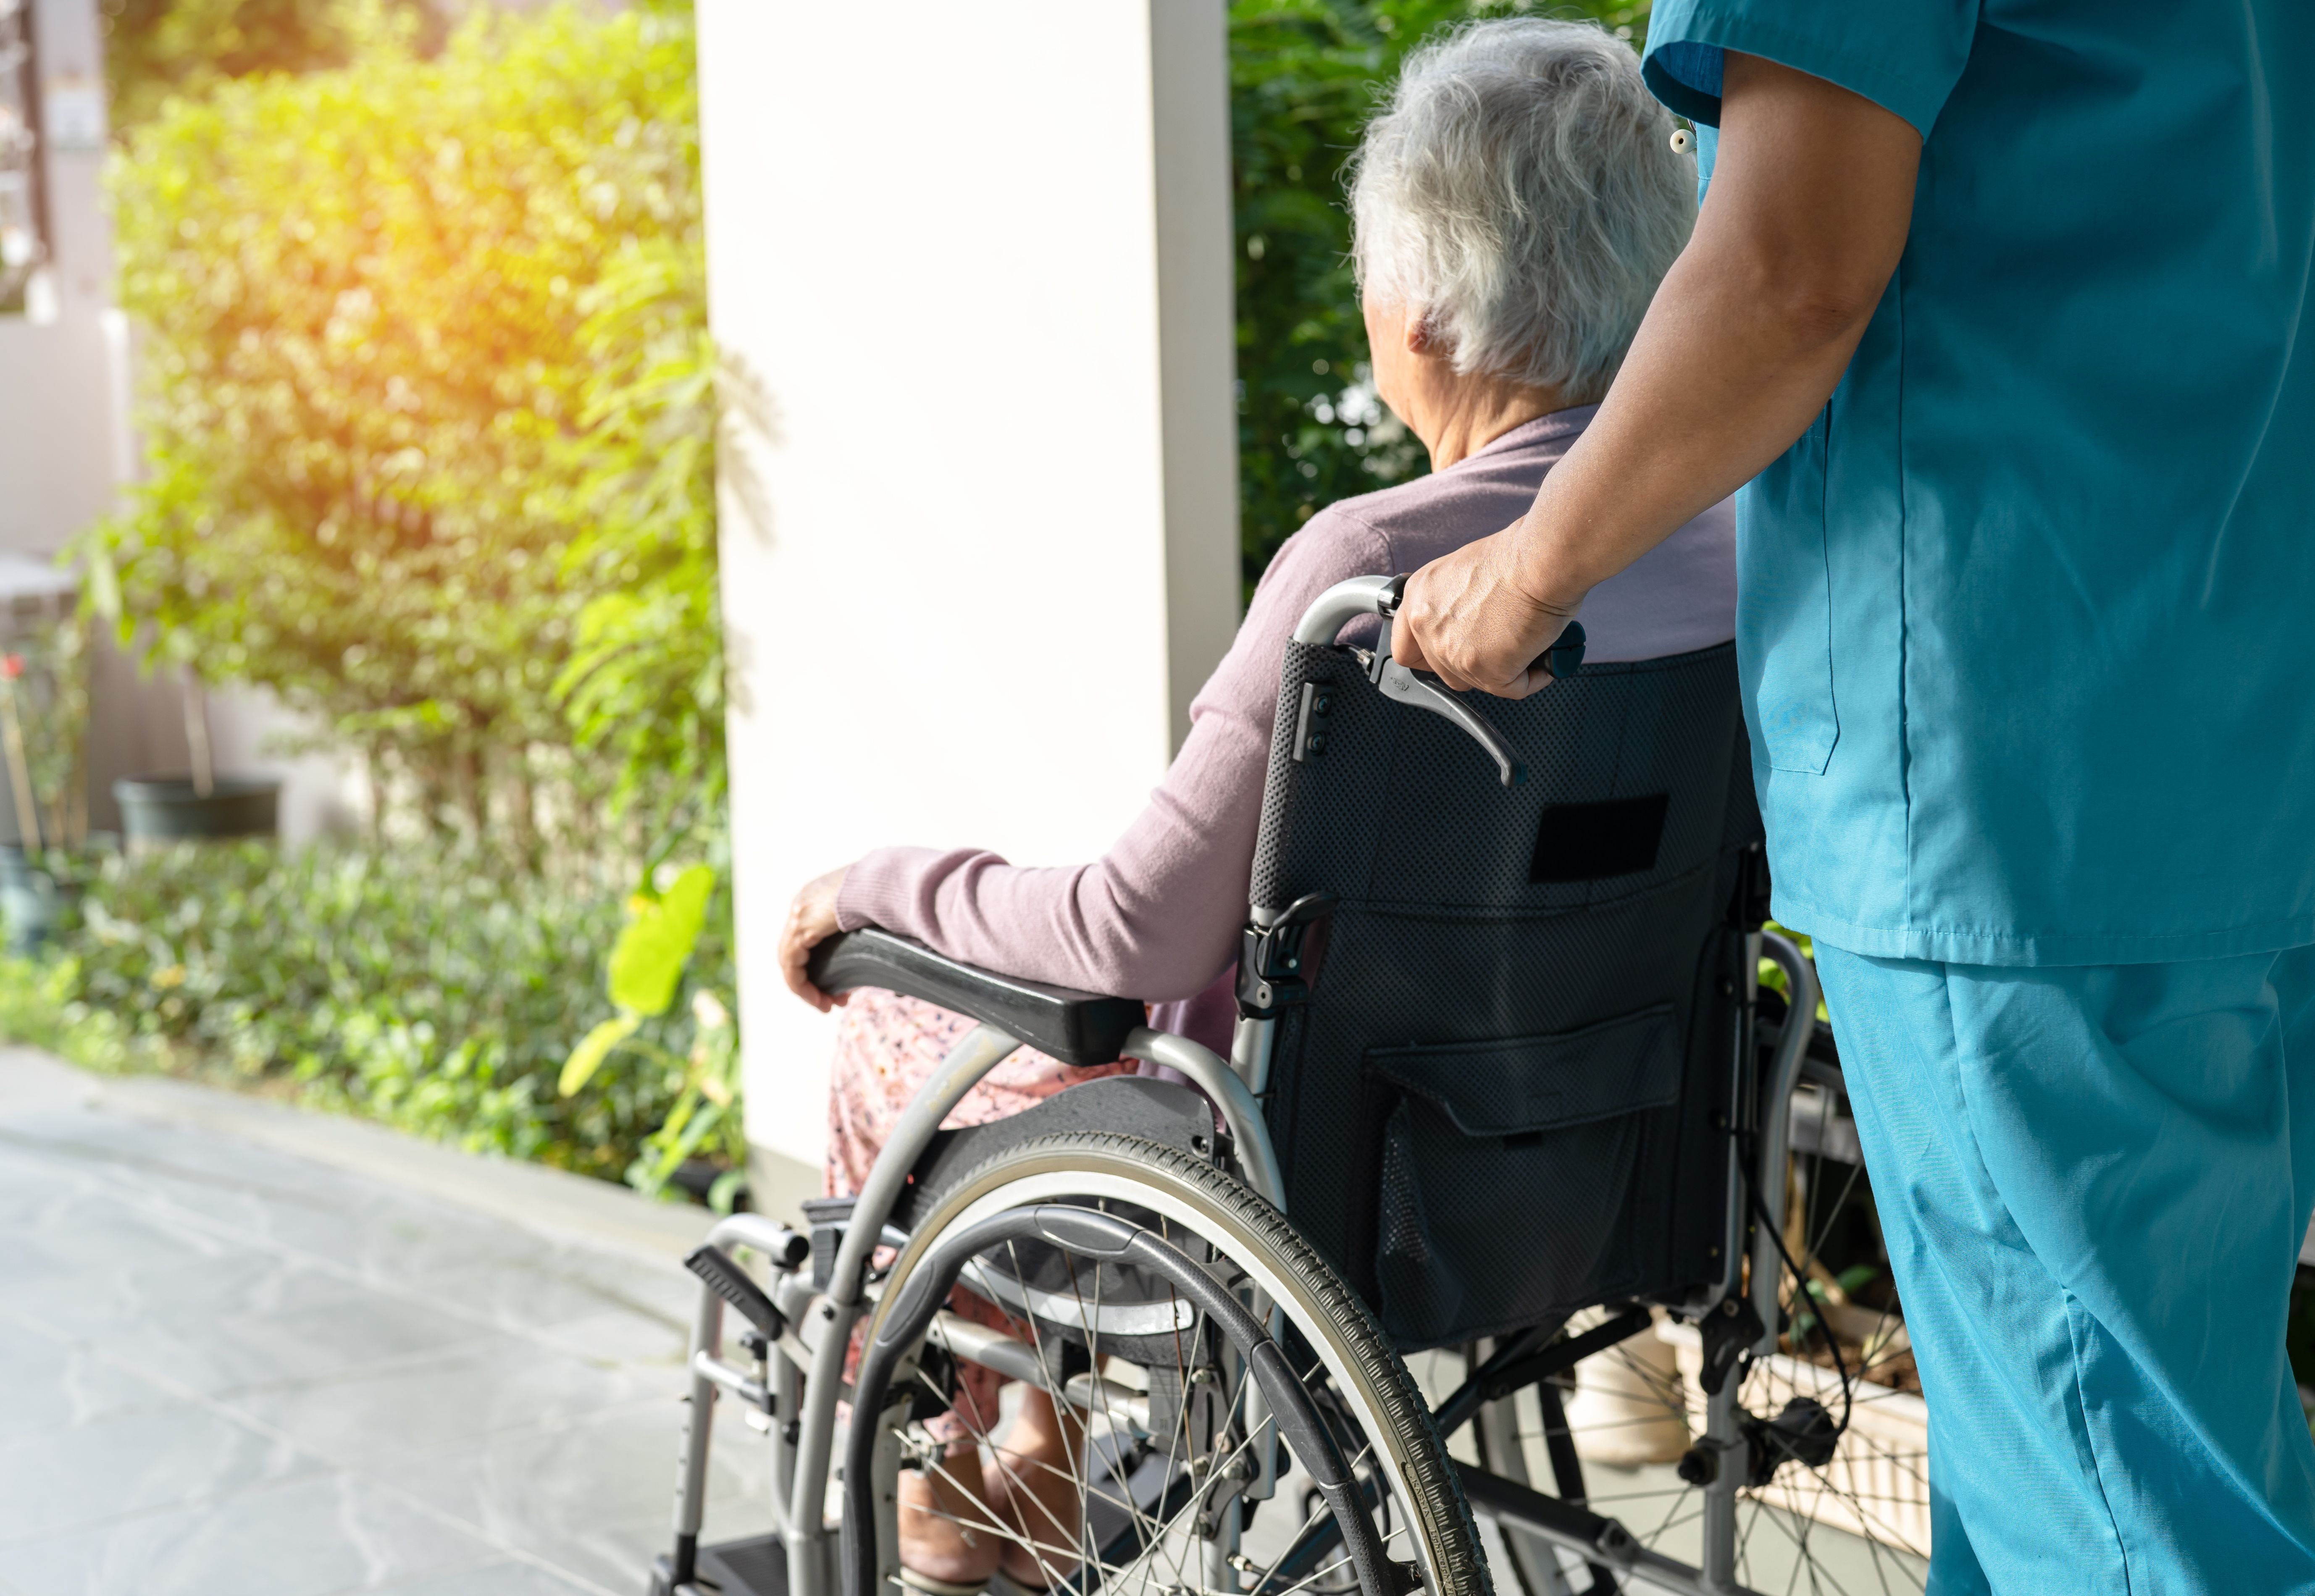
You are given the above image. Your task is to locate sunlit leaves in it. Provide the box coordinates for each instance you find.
[79,4,709,827]
[605,862,714,1017]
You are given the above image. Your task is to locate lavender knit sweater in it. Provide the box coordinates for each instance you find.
[836,406,1736,1018]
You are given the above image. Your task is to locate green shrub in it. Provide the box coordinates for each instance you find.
[13,840,735,1184]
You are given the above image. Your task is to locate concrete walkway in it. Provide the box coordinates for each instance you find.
[0,1049,775,1596]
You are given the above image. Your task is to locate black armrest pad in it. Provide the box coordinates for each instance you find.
[805,928,1145,1068]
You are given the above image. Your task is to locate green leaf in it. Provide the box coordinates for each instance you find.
[559,1011,641,1097]
[707,1167,747,1215]
[606,864,714,1016]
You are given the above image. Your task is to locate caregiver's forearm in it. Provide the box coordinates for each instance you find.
[1512,55,1921,609]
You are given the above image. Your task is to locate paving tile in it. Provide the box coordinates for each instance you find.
[225,1336,670,1470]
[524,1307,691,1372]
[0,1110,540,1289]
[0,1178,240,1294]
[0,1081,780,1596]
[0,1314,181,1438]
[0,1112,371,1226]
[360,1557,607,1596]
[404,1249,694,1341]
[58,1276,499,1401]
[0,1153,79,1226]
[0,1397,318,1544]
[368,1399,776,1595]
[0,1473,499,1596]
[5,1232,376,1347]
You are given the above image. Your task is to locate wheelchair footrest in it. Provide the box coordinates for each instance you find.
[647,1536,788,1596]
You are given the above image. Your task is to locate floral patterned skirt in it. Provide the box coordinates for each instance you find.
[828,987,1135,1442]
[823,987,1136,1200]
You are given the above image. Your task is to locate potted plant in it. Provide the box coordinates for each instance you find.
[110,660,281,848]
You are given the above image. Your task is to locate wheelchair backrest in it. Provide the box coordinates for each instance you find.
[1250,637,1762,1349]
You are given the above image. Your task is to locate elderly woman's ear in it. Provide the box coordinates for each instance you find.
[1366,288,1577,472]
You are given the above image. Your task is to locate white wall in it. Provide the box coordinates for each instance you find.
[696,0,1240,1200]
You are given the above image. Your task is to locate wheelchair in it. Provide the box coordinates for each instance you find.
[652,576,1924,1596]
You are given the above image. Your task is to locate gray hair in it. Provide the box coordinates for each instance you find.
[1350,19,1694,401]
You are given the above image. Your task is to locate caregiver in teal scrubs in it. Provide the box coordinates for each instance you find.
[1391,3,2315,1590]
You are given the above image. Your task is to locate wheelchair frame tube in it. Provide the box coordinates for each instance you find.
[784,1023,1023,1596]
[1122,1025,1285,1212]
[1290,574,1396,646]
[1697,931,1819,1594]
[1231,1013,1277,1093]
[670,1280,724,1587]
[1751,932,1820,1354]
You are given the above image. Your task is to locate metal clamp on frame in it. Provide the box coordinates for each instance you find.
[1236,891,1337,1019]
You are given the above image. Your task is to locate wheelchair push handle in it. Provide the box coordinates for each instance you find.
[1288,572,1586,680]
[1289,574,1582,788]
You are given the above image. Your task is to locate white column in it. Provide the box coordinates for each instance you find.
[696,0,1240,1212]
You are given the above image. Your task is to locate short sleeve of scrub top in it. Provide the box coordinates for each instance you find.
[1632,0,2315,967]
[1640,2,1974,139]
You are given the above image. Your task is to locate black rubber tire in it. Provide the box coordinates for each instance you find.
[865,1132,1491,1596]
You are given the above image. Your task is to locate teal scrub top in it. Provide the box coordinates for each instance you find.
[1641,1,2315,966]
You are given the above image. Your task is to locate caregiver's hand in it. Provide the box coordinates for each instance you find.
[779,865,852,1013]
[1391,525,1579,699]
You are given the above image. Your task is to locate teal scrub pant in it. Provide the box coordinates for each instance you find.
[1813,943,2315,1594]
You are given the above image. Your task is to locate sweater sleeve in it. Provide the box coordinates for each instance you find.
[836,512,1395,1001]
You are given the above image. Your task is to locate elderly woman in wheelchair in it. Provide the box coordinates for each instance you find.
[660,21,1875,1596]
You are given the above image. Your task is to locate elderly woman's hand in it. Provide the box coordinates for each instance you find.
[779,865,853,1013]
[1392,525,1579,699]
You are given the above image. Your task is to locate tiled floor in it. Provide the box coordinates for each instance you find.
[0,1053,776,1596]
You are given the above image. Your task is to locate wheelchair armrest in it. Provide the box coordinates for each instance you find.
[805,928,1146,1068]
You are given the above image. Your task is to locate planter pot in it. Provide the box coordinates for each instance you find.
[113,776,282,848]
[0,841,109,952]
[669,1158,751,1212]
[0,845,56,953]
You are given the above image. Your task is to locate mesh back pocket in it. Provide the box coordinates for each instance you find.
[1364,1005,1682,1346]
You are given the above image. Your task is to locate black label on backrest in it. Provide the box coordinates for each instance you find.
[1529,793,1669,883]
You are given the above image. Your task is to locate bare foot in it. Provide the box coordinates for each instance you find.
[983,1388,1088,1589]
[899,1439,1002,1590]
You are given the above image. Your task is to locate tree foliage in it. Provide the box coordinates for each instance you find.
[547,233,725,824]
[1229,0,1651,591]
[98,0,440,137]
[79,3,712,835]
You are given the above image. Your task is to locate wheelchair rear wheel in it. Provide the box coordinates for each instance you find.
[851,1132,1487,1596]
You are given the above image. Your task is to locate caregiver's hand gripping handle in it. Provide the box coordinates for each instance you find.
[1376,574,1582,787]
[1293,575,1580,788]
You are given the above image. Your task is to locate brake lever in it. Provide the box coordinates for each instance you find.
[1356,573,1587,788]
[1368,653,1528,787]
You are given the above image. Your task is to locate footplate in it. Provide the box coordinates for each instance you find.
[649,1535,788,1596]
